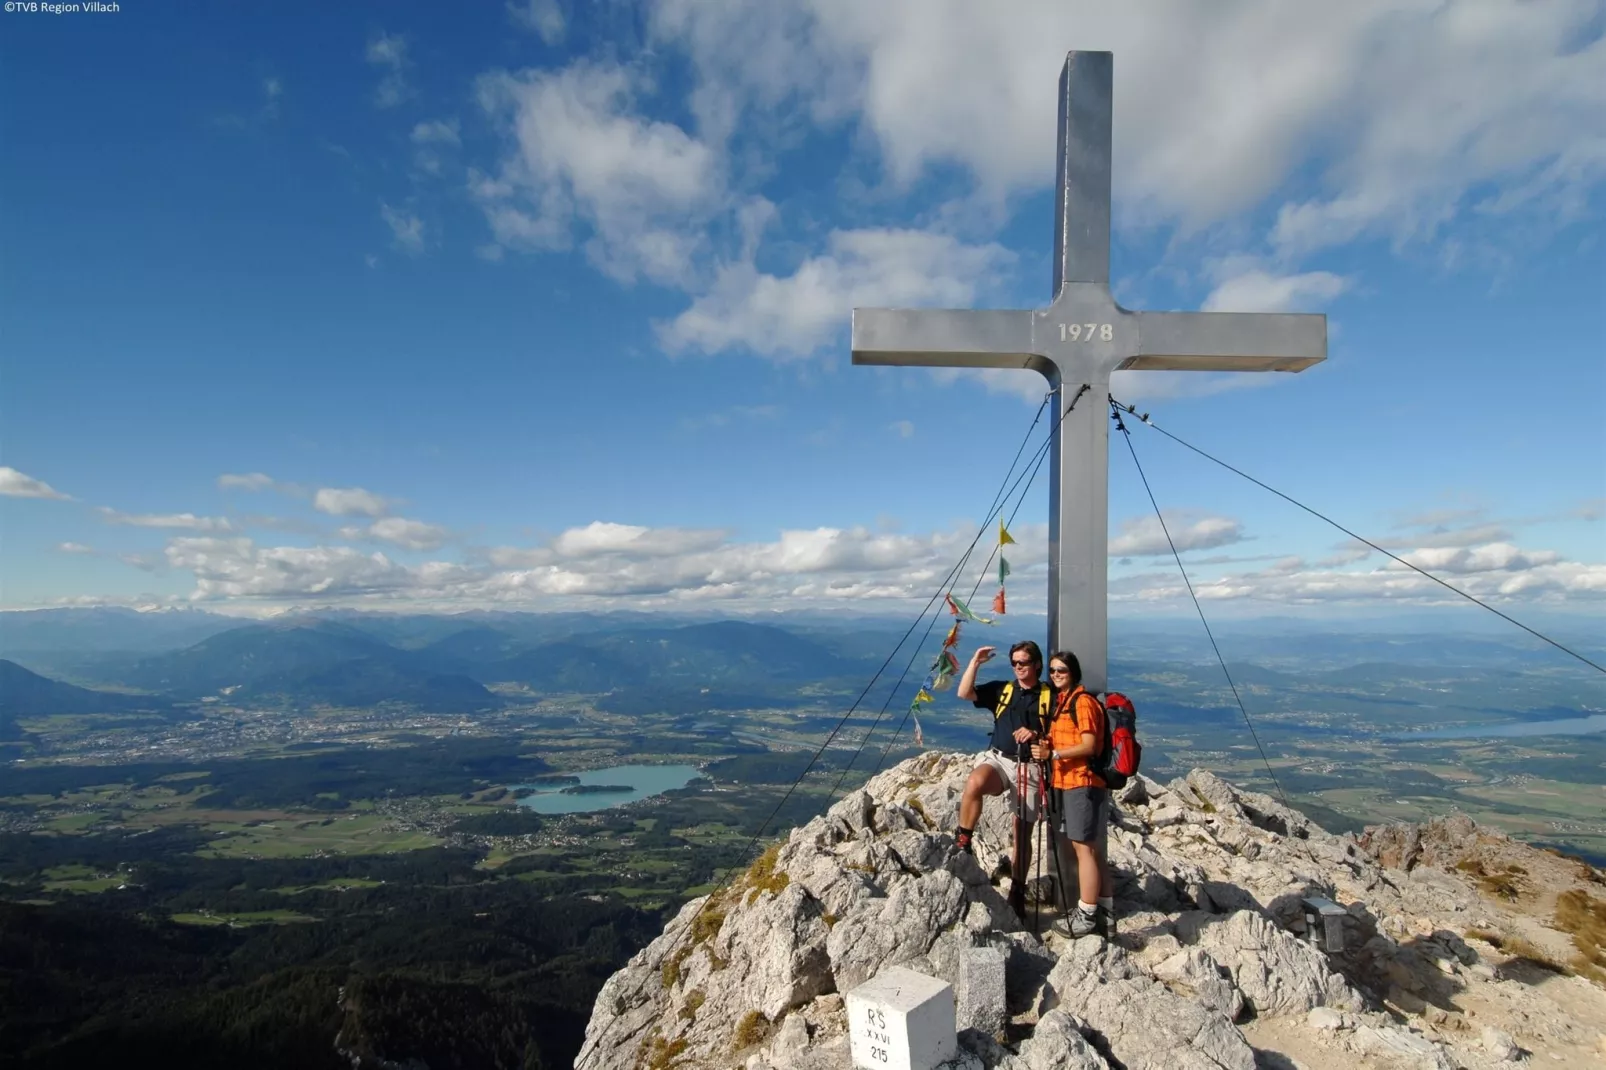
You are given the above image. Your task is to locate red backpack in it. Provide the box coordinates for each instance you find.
[1092,691,1142,790]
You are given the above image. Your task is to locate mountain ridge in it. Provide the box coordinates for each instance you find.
[578,757,1606,1069]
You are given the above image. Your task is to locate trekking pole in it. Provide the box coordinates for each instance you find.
[1045,770,1070,918]
[1009,742,1028,918]
[1033,755,1047,935]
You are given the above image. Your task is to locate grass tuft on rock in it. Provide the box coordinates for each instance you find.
[741,843,790,905]
[1556,889,1606,984]
[732,1010,770,1051]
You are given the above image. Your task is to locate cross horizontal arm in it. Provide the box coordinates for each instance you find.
[1126,311,1326,372]
[852,308,1053,378]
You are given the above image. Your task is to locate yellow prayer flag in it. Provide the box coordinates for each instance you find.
[999,520,1016,546]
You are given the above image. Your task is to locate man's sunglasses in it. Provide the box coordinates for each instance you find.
[1010,659,1036,668]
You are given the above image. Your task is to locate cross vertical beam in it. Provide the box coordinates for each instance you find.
[852,51,1326,693]
[1054,51,1112,294]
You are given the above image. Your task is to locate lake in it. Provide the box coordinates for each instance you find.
[512,764,703,815]
[1392,712,1606,740]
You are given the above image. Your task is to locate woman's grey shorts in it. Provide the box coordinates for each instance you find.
[1059,786,1109,845]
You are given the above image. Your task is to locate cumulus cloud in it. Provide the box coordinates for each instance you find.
[0,466,71,500]
[659,228,1014,359]
[474,61,723,284]
[550,521,730,558]
[1201,269,1349,313]
[366,32,410,108]
[381,203,426,254]
[411,119,461,175]
[412,119,461,145]
[218,472,280,492]
[653,0,1605,246]
[509,0,565,44]
[1108,514,1246,557]
[96,507,234,532]
[101,509,1600,613]
[338,517,451,552]
[313,487,392,517]
[1114,535,1605,606]
[165,536,473,601]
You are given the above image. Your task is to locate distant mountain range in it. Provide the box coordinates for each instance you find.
[0,615,872,717]
[3,606,1596,721]
[0,659,173,737]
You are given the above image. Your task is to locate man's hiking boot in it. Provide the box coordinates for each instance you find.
[989,855,1012,885]
[1067,904,1108,939]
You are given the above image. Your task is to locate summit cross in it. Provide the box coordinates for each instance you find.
[853,52,1326,692]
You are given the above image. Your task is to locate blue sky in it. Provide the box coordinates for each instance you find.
[2,1,1603,624]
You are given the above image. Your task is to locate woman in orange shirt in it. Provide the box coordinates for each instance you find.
[1032,650,1113,938]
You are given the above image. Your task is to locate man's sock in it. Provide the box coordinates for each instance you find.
[1077,900,1097,914]
[1098,896,1114,914]
[956,826,973,852]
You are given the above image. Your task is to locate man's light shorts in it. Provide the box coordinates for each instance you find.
[974,748,1042,824]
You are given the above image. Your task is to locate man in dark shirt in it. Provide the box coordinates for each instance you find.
[953,640,1049,855]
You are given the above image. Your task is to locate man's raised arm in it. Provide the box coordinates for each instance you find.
[956,646,994,703]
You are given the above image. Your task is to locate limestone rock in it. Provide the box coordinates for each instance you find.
[1175,909,1364,1017]
[1040,939,1255,1070]
[1151,946,1245,1021]
[580,752,1594,1070]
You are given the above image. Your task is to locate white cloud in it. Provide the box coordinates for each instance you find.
[381,203,425,254]
[1114,536,1606,606]
[1201,269,1349,313]
[313,487,391,517]
[411,119,461,145]
[549,521,729,558]
[165,536,474,601]
[474,61,722,285]
[101,511,1600,613]
[509,0,565,44]
[411,120,461,175]
[659,228,1014,359]
[0,466,71,500]
[97,507,233,532]
[339,517,451,552]
[653,0,1606,247]
[57,542,94,554]
[1108,514,1246,557]
[218,472,278,492]
[366,32,410,108]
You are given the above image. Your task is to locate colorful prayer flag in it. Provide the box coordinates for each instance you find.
[942,622,961,649]
[998,555,1011,587]
[931,649,959,691]
[999,520,1016,546]
[945,593,993,625]
[992,588,1007,615]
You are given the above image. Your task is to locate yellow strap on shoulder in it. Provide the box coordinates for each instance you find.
[994,682,1013,719]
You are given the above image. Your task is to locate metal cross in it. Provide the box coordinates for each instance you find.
[853,52,1325,692]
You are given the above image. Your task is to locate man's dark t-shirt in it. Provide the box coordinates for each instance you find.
[972,679,1048,756]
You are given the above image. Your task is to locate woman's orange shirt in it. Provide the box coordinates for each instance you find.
[1047,686,1105,790]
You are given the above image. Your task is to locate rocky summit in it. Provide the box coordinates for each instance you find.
[578,754,1606,1069]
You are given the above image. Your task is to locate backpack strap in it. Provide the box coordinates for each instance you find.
[993,681,1014,719]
